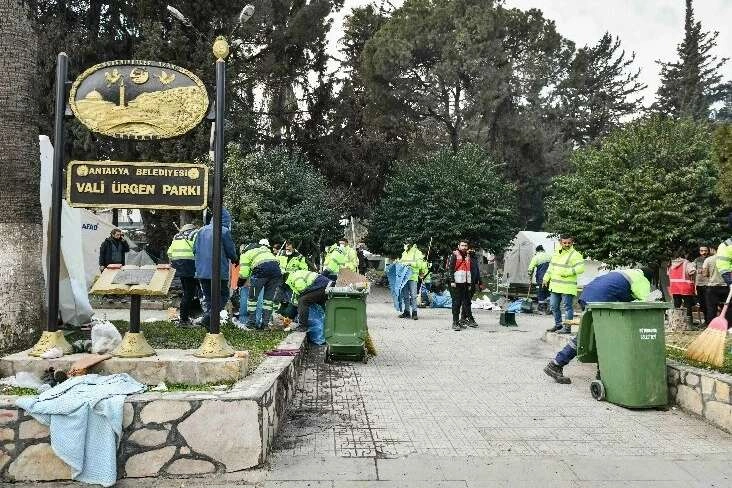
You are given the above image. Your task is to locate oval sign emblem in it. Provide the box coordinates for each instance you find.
[69,60,209,140]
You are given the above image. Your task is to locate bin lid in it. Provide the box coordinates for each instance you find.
[586,301,670,310]
[325,285,369,297]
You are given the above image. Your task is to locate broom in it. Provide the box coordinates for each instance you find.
[685,286,732,367]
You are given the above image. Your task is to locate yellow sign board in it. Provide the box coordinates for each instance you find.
[66,161,208,210]
[68,60,209,140]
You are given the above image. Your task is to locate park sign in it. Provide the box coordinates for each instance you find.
[66,161,208,210]
[68,60,209,140]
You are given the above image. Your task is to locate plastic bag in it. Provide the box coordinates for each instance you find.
[307,304,326,345]
[91,320,123,354]
[430,290,452,309]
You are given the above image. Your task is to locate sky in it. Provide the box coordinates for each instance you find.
[327,0,732,106]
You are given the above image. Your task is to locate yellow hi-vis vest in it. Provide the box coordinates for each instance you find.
[399,246,428,281]
[277,253,308,273]
[716,238,732,276]
[324,246,348,274]
[543,246,585,296]
[167,229,197,260]
[239,246,277,278]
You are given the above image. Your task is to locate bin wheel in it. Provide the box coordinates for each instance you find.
[590,380,606,401]
[324,345,332,364]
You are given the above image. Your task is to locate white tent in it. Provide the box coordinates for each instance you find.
[40,136,94,326]
[502,231,558,285]
[502,231,607,286]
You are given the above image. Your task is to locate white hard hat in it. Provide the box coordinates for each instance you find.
[258,238,270,246]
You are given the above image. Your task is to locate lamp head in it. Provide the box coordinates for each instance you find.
[239,5,255,24]
[166,5,191,26]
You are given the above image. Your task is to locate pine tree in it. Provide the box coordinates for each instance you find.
[655,0,728,120]
[556,33,646,145]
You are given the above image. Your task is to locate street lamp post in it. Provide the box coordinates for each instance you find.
[167,4,255,358]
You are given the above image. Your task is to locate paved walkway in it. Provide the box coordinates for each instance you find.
[258,288,732,487]
[16,288,732,487]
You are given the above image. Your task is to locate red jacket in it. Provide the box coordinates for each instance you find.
[668,259,695,296]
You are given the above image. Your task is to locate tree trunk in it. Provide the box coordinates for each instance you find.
[0,0,44,353]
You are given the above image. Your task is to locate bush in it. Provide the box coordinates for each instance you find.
[366,144,519,255]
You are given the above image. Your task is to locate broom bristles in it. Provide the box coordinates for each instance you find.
[365,331,377,356]
[685,327,726,367]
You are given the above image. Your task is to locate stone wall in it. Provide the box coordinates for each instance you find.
[0,332,305,482]
[667,361,732,433]
[542,331,732,433]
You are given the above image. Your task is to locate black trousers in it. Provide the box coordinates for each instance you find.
[696,286,707,324]
[673,294,694,321]
[298,287,327,327]
[179,276,198,322]
[450,283,471,323]
[705,286,732,325]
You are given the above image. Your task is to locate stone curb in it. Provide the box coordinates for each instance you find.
[0,331,307,482]
[541,331,732,433]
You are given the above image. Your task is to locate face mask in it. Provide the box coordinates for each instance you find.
[404,244,409,251]
[338,244,345,249]
[286,251,292,256]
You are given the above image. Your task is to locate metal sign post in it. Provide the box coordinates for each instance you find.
[30,53,73,357]
[195,37,235,358]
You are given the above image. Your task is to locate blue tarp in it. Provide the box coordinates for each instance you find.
[430,290,453,308]
[17,373,146,487]
[307,304,326,345]
[507,299,524,313]
[386,263,412,312]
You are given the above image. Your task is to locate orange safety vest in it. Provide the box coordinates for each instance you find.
[668,261,695,296]
[452,251,472,284]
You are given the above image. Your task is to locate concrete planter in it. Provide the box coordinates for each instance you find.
[0,332,306,482]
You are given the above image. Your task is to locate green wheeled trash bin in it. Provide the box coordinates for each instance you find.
[324,286,369,363]
[578,302,670,408]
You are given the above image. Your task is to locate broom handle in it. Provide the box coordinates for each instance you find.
[720,286,732,317]
[526,281,532,299]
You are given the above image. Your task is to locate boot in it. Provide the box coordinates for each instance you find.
[466,317,478,328]
[546,325,562,332]
[398,311,410,318]
[543,361,571,384]
[459,319,468,329]
[452,321,461,331]
[412,311,418,320]
[557,326,572,334]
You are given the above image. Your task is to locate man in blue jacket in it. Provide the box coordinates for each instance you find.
[543,268,652,384]
[193,208,239,328]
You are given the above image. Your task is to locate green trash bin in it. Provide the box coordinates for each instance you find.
[581,302,670,408]
[324,286,368,363]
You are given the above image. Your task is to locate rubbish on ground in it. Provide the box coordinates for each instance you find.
[150,382,167,391]
[143,317,158,323]
[265,348,300,356]
[68,354,113,376]
[40,367,67,387]
[167,307,179,320]
[40,347,64,359]
[471,296,501,311]
[220,309,230,322]
[72,339,93,353]
[506,299,525,314]
[0,371,45,390]
[430,290,452,308]
[91,320,123,354]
